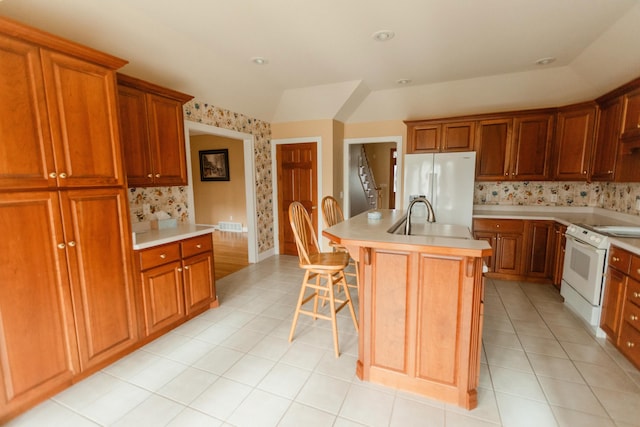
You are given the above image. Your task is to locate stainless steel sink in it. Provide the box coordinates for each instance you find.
[386,217,471,239]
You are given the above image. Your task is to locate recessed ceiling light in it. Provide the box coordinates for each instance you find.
[251,57,268,65]
[396,79,412,85]
[535,57,556,66]
[372,30,395,42]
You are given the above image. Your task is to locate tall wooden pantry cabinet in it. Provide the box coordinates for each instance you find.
[0,17,137,421]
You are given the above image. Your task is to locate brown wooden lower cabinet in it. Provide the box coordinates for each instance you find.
[0,188,138,422]
[552,223,567,289]
[472,218,560,283]
[135,234,217,338]
[600,246,640,369]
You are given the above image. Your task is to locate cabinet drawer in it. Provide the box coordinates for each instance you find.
[609,246,632,274]
[625,302,640,333]
[627,278,640,308]
[629,254,640,281]
[619,321,640,368]
[181,234,213,258]
[473,218,524,233]
[138,243,181,270]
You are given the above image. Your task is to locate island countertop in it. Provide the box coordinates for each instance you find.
[322,209,491,257]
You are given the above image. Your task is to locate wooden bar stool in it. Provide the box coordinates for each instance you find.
[288,201,358,357]
[321,196,359,291]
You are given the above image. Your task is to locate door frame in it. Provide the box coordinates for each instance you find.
[271,137,323,255]
[343,136,403,218]
[184,120,258,264]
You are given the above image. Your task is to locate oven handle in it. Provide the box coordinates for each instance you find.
[566,235,603,251]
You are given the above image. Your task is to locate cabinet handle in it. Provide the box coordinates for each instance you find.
[631,315,638,321]
[504,172,508,176]
[634,292,640,298]
[582,170,587,174]
[68,241,76,247]
[147,173,153,178]
[177,267,183,272]
[49,172,57,178]
[155,174,161,178]
[184,266,190,270]
[59,172,67,178]
[160,254,166,259]
[613,256,620,262]
[608,170,613,174]
[637,123,640,129]
[57,243,66,249]
[196,244,202,249]
[627,341,636,348]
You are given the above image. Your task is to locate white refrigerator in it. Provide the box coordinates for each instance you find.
[403,152,476,230]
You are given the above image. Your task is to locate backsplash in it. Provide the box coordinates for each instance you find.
[129,186,189,223]
[475,181,640,215]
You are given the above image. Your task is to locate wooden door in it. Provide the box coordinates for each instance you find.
[495,233,523,275]
[40,50,124,188]
[524,221,554,279]
[554,105,596,180]
[621,87,640,139]
[117,84,154,187]
[511,114,553,180]
[183,251,215,314]
[591,98,622,181]
[0,34,56,191]
[146,93,188,186]
[475,119,511,180]
[408,123,440,153]
[60,188,137,370]
[442,121,475,152]
[276,142,318,256]
[140,261,185,335]
[0,191,78,417]
[600,268,626,340]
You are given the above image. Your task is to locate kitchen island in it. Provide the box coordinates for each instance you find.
[323,209,492,409]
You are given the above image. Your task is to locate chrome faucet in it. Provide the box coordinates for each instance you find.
[404,196,436,235]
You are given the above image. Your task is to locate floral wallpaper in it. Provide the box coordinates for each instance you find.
[475,181,640,215]
[127,100,274,254]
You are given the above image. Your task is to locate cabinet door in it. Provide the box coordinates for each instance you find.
[408,124,440,153]
[146,93,188,186]
[60,188,137,370]
[495,233,524,275]
[552,223,567,289]
[591,98,622,181]
[41,50,124,188]
[118,85,154,187]
[621,87,640,140]
[0,35,55,190]
[442,121,475,152]
[524,221,554,279]
[183,251,216,314]
[140,261,185,335]
[0,191,78,417]
[554,105,596,180]
[475,119,511,180]
[511,114,553,180]
[600,268,627,341]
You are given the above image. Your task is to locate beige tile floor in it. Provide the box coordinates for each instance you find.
[7,255,640,427]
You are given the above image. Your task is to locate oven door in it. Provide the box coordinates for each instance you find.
[562,236,607,305]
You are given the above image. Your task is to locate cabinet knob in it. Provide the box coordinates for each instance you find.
[59,172,67,179]
[177,267,183,272]
[184,266,190,270]
[68,241,76,247]
[627,341,636,348]
[504,172,508,176]
[608,170,613,174]
[631,314,638,322]
[637,123,640,129]
[147,174,153,178]
[613,256,620,262]
[49,172,57,178]
[634,292,640,298]
[155,174,160,178]
[582,171,587,174]
[196,244,202,249]
[57,243,66,249]
[160,254,166,259]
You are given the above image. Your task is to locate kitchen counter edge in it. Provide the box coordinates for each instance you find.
[132,224,215,250]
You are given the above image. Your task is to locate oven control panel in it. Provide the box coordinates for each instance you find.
[566,224,610,249]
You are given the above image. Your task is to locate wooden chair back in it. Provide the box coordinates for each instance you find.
[288,201,320,265]
[321,195,344,228]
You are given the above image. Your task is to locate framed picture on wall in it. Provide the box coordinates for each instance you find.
[199,149,230,181]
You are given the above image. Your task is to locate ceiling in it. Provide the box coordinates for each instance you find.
[1,0,639,123]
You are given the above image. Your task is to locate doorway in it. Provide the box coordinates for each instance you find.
[343,136,403,218]
[183,121,258,264]
[271,137,323,255]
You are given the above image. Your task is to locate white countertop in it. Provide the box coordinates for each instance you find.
[473,205,640,255]
[323,209,491,255]
[131,224,215,250]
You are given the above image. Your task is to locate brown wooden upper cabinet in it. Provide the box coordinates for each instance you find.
[621,86,640,140]
[475,113,553,181]
[591,96,623,181]
[553,103,597,181]
[117,74,194,187]
[406,120,475,153]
